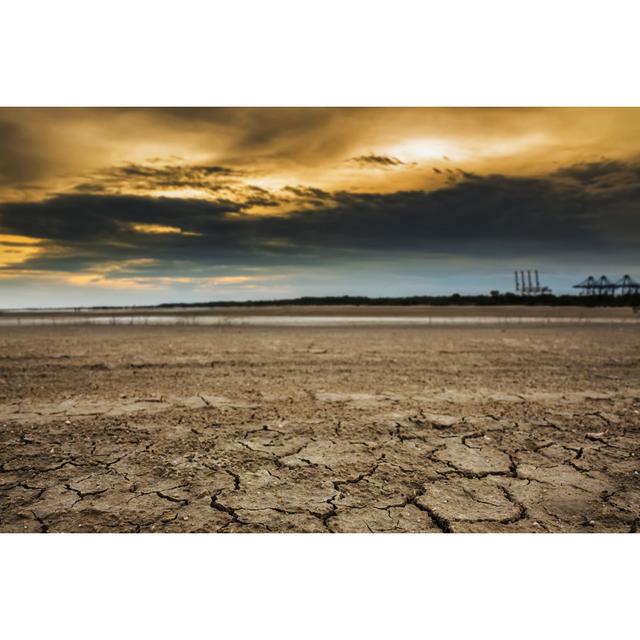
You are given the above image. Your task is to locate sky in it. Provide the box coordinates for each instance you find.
[1,107,639,308]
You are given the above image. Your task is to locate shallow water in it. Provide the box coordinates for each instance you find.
[1,314,639,327]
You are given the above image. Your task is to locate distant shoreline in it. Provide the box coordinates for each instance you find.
[0,303,637,321]
[1,293,639,316]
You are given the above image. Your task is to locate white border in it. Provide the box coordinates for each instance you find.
[1,534,637,639]
[1,0,640,106]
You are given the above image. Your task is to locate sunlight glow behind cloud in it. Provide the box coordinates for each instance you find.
[1,108,639,306]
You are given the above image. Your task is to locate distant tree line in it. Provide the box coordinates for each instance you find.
[155,292,640,309]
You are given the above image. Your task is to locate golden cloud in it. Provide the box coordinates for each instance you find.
[0,233,43,267]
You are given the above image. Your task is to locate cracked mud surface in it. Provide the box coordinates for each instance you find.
[1,322,639,532]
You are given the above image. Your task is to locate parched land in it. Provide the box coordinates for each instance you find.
[0,311,639,532]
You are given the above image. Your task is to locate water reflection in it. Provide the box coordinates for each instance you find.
[0,315,638,327]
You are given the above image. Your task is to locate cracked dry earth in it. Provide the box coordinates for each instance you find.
[0,323,639,533]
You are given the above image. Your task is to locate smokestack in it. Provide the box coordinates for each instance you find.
[527,270,532,294]
[535,270,540,293]
[515,270,520,292]
[521,271,526,295]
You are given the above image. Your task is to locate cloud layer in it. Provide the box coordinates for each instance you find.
[2,159,638,269]
[1,108,639,305]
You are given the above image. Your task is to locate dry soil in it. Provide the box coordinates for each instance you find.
[1,315,639,532]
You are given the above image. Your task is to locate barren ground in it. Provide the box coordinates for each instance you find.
[1,314,639,532]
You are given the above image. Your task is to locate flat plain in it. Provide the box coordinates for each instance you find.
[1,306,639,532]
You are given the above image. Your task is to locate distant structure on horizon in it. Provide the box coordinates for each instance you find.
[514,270,552,296]
[573,274,640,296]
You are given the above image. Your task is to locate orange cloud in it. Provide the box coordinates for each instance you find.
[130,223,202,236]
[0,234,43,267]
[131,223,180,234]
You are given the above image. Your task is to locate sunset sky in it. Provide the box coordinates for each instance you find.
[1,107,639,307]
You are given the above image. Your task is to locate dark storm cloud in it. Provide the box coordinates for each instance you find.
[0,194,241,243]
[553,159,640,194]
[280,185,335,208]
[2,160,639,275]
[554,160,627,183]
[349,154,405,167]
[281,186,331,198]
[117,163,237,178]
[73,162,243,195]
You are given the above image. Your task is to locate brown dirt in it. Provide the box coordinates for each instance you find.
[1,321,639,532]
